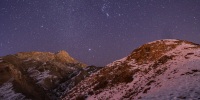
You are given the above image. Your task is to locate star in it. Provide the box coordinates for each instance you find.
[106,13,109,17]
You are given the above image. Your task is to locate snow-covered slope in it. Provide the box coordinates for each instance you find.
[63,39,200,100]
[0,81,26,100]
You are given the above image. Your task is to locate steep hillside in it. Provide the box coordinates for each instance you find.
[63,39,200,100]
[0,50,101,100]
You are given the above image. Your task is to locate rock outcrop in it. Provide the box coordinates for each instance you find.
[0,51,101,100]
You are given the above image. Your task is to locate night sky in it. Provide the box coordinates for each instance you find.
[0,0,200,66]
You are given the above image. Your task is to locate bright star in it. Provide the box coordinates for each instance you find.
[106,13,109,17]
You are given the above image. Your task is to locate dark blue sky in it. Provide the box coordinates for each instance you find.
[0,0,200,66]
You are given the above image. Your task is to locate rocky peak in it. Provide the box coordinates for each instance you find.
[0,50,93,100]
[55,50,76,63]
[15,50,85,66]
[127,39,199,64]
[56,50,69,56]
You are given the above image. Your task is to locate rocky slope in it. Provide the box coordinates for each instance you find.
[63,39,200,100]
[0,50,101,100]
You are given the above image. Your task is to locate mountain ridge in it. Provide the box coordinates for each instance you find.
[1,39,200,100]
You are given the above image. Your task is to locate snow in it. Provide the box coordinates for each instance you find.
[42,62,46,65]
[147,39,178,45]
[0,82,26,100]
[68,66,76,70]
[84,67,91,71]
[87,85,124,100]
[23,58,31,62]
[28,67,56,84]
[132,42,200,99]
[139,59,200,100]
[71,71,81,80]
[164,39,179,45]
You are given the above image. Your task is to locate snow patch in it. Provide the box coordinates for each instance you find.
[139,59,200,100]
[164,39,179,45]
[28,67,56,84]
[23,58,32,62]
[0,82,26,100]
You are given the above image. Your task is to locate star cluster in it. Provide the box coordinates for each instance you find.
[0,0,200,66]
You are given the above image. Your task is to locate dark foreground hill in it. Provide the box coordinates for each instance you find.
[0,50,101,100]
[63,39,200,100]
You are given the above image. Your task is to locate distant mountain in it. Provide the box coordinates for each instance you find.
[0,50,102,100]
[63,39,200,100]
